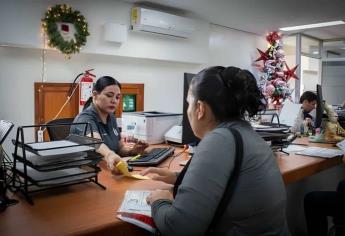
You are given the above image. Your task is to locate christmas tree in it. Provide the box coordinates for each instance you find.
[253,31,299,106]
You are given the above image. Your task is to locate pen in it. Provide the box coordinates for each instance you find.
[130,154,141,161]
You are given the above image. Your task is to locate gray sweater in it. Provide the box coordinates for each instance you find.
[152,121,288,236]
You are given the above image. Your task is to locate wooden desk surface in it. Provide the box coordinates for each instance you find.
[277,137,343,184]
[0,139,343,236]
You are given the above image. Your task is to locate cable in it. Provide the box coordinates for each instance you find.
[39,69,92,135]
[166,145,188,170]
[67,72,83,97]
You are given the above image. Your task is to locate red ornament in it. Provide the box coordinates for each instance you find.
[61,24,69,32]
[255,48,270,62]
[284,62,299,81]
[266,31,281,44]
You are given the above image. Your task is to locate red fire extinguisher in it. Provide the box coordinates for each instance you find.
[79,69,96,106]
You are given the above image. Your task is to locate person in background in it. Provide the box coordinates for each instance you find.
[142,66,289,235]
[304,179,345,236]
[290,91,317,133]
[70,76,148,173]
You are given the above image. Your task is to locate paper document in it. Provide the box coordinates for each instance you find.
[296,147,345,158]
[27,140,79,150]
[251,123,272,129]
[117,190,156,233]
[25,140,94,156]
[116,161,150,180]
[282,145,307,153]
[336,139,345,152]
[118,190,152,216]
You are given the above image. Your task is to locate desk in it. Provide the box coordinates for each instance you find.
[277,137,343,184]
[0,139,343,236]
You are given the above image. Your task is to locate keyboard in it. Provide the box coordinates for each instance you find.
[128,147,175,166]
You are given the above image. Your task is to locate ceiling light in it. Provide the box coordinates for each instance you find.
[279,21,345,31]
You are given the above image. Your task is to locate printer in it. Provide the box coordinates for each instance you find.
[122,111,182,144]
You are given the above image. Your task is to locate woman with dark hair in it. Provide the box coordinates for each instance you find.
[142,66,288,235]
[70,76,148,173]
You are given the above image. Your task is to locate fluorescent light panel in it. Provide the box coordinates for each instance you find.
[280,20,345,31]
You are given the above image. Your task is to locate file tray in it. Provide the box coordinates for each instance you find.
[66,134,103,148]
[12,124,106,204]
[16,163,99,186]
[24,137,101,156]
[14,149,100,171]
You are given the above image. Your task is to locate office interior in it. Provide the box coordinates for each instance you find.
[1,0,345,235]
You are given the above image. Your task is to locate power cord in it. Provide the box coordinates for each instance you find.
[39,69,93,136]
[165,145,188,170]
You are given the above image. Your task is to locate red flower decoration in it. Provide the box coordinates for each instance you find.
[266,31,281,44]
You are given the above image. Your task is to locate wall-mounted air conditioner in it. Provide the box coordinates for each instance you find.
[131,7,195,38]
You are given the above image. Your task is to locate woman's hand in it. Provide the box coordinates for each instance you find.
[129,140,149,155]
[146,189,173,205]
[141,167,177,184]
[105,151,122,174]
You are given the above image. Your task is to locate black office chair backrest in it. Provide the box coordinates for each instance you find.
[46,118,74,141]
[0,120,14,145]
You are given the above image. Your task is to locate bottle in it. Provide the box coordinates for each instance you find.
[37,129,44,142]
[303,121,309,136]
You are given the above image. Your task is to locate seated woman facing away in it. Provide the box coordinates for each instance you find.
[70,76,148,173]
[142,66,289,236]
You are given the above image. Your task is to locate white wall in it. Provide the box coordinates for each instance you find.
[0,0,264,151]
[208,25,264,73]
[0,0,209,64]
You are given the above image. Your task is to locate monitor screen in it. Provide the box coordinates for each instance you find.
[182,73,200,145]
[315,84,324,128]
[122,94,136,112]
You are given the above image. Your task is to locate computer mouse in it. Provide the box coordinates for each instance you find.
[127,165,133,172]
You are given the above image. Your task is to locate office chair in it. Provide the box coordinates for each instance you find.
[46,118,75,141]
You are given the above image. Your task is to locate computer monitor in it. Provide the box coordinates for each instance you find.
[182,73,200,144]
[315,84,324,128]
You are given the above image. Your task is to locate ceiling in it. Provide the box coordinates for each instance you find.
[124,0,345,40]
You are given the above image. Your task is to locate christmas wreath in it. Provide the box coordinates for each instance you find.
[41,4,89,57]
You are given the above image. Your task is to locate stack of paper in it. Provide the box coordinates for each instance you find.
[296,147,345,159]
[282,145,307,153]
[117,190,156,233]
[25,140,94,156]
